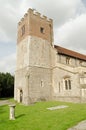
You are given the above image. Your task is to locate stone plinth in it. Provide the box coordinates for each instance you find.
[9,104,16,120]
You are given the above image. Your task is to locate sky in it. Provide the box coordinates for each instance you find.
[0,0,86,73]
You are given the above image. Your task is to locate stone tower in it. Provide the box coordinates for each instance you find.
[14,8,54,105]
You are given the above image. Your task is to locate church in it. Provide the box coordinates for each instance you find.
[14,8,86,105]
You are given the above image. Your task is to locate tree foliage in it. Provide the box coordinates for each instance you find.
[0,72,14,98]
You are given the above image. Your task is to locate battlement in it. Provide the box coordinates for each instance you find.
[17,8,53,45]
[18,8,53,25]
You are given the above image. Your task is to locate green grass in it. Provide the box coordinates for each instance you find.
[0,101,86,130]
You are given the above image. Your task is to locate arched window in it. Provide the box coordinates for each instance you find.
[68,80,71,89]
[65,80,68,90]
[63,76,72,90]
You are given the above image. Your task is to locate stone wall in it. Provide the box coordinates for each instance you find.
[14,67,28,104]
[57,54,86,67]
[52,66,81,102]
[16,37,30,70]
[28,66,52,103]
[15,34,53,104]
[29,36,52,67]
[14,66,52,104]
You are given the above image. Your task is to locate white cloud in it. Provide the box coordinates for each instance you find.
[26,0,86,26]
[55,13,86,54]
[0,0,86,43]
[0,53,16,73]
[0,0,86,73]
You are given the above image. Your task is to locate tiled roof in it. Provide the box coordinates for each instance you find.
[54,45,86,61]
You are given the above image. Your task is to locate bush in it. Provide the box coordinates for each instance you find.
[0,72,14,98]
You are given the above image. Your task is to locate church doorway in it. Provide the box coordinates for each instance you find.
[20,89,23,103]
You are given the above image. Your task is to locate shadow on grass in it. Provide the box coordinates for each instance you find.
[16,114,25,119]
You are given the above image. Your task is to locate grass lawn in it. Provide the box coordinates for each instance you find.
[0,100,86,130]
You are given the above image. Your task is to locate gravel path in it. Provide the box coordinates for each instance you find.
[68,120,86,130]
[0,100,11,106]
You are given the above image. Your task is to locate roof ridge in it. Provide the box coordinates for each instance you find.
[54,45,86,61]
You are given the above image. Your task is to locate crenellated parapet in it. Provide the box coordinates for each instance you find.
[18,8,53,26]
[17,8,53,45]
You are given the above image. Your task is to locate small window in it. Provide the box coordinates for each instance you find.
[66,57,70,64]
[59,82,60,92]
[41,80,44,87]
[79,60,83,65]
[59,55,61,63]
[21,25,25,36]
[40,27,44,33]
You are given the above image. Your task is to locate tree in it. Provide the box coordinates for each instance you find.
[0,72,14,98]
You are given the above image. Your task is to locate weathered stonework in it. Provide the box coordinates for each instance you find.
[14,8,86,105]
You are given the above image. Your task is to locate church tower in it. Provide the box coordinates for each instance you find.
[14,8,54,104]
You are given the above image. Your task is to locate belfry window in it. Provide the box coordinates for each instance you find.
[21,25,25,36]
[40,27,44,33]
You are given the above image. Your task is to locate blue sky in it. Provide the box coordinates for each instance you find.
[0,0,86,73]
